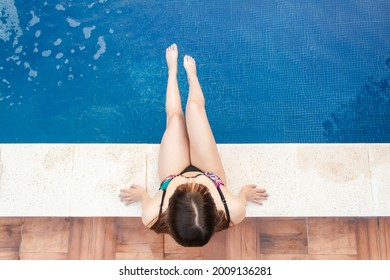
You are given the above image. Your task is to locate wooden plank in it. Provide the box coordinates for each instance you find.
[0,248,19,260]
[87,217,117,260]
[20,252,67,260]
[67,217,92,260]
[116,253,164,260]
[20,218,70,254]
[356,218,371,259]
[356,218,380,260]
[0,218,24,226]
[260,254,357,260]
[91,217,106,260]
[202,230,226,260]
[0,217,24,249]
[258,218,308,255]
[164,234,202,259]
[103,217,117,260]
[0,224,22,248]
[379,218,390,260]
[115,217,144,229]
[308,217,357,255]
[367,219,381,260]
[241,218,257,260]
[164,253,203,260]
[117,242,164,254]
[226,223,242,259]
[116,227,163,247]
[116,219,163,254]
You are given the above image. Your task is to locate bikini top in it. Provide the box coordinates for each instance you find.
[158,172,231,224]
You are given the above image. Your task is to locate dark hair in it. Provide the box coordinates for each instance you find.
[149,183,229,247]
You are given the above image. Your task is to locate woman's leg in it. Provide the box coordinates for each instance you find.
[184,55,227,183]
[158,44,190,181]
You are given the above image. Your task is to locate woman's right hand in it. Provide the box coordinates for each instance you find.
[119,184,146,205]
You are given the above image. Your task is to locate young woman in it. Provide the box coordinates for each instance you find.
[120,44,268,247]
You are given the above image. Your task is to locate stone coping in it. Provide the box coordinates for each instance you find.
[0,144,389,217]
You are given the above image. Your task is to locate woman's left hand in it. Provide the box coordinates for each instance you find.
[239,184,268,205]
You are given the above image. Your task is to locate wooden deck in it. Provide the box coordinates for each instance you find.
[0,217,389,260]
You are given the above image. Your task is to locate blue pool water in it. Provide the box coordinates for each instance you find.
[1,0,389,143]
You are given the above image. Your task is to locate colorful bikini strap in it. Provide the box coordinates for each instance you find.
[204,172,224,188]
[159,175,177,190]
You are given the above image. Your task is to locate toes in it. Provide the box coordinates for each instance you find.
[166,43,177,54]
[184,55,195,64]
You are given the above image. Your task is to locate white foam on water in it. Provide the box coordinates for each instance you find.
[53,38,62,46]
[29,69,38,78]
[55,4,66,11]
[14,45,23,54]
[28,11,40,27]
[0,0,23,46]
[55,53,64,59]
[35,30,41,38]
[93,36,106,60]
[6,55,19,62]
[22,62,38,79]
[42,50,52,57]
[88,2,97,9]
[83,26,96,39]
[66,17,81,28]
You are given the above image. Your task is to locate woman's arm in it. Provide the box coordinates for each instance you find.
[228,184,268,225]
[119,184,161,227]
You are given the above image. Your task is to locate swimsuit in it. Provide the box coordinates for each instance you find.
[158,165,230,224]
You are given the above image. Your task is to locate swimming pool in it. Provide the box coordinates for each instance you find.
[1,0,389,143]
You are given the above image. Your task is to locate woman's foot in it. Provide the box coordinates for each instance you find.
[240,184,268,205]
[183,55,197,79]
[166,43,178,76]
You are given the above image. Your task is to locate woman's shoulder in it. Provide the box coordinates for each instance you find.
[222,188,246,226]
